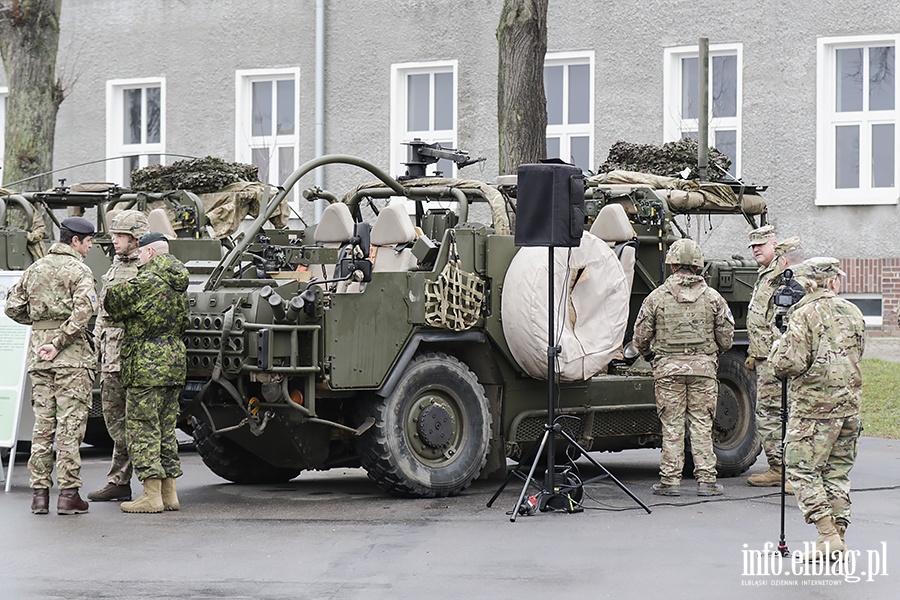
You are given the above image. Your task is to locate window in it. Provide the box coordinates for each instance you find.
[664,44,742,178]
[0,88,6,175]
[842,293,883,327]
[235,68,300,203]
[817,36,898,205]
[390,61,457,178]
[544,52,594,173]
[106,78,165,186]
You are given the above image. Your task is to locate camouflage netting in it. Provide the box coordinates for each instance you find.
[130,156,259,194]
[596,139,732,179]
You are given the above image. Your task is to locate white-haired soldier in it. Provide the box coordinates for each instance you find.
[634,239,735,497]
[770,257,865,561]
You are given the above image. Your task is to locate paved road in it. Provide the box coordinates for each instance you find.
[1,437,897,600]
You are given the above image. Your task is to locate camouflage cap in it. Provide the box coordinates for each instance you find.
[799,256,846,283]
[60,216,95,236]
[774,236,801,258]
[748,224,776,247]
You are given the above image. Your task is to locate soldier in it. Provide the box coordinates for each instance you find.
[769,257,865,561]
[4,217,98,514]
[745,226,803,489]
[105,231,189,513]
[633,239,734,497]
[88,210,150,502]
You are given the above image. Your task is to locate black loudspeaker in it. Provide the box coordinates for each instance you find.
[515,161,585,247]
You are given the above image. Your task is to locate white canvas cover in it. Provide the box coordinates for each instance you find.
[501,231,630,381]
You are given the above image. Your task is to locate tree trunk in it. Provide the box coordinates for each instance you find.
[0,0,64,191]
[496,0,548,176]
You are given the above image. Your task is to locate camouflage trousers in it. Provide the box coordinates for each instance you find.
[655,375,718,485]
[125,386,183,482]
[100,371,132,485]
[784,414,860,525]
[27,368,93,490]
[755,359,784,468]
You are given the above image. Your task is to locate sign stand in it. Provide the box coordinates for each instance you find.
[0,271,32,492]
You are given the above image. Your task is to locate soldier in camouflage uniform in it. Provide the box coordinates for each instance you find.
[745,226,803,489]
[770,257,865,561]
[633,239,734,497]
[105,231,189,513]
[88,210,150,502]
[4,217,98,515]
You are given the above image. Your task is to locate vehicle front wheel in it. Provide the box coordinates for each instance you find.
[713,349,761,476]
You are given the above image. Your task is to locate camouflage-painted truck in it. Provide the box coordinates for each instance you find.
[1,149,766,497]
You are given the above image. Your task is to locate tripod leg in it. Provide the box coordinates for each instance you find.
[777,376,790,556]
[486,468,518,508]
[509,428,551,522]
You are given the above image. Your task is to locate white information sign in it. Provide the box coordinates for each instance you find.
[0,271,31,492]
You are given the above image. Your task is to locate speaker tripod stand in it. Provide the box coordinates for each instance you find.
[487,247,652,521]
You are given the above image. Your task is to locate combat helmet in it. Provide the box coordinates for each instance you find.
[665,238,704,269]
[109,210,150,238]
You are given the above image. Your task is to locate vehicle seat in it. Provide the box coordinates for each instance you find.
[105,208,122,234]
[590,203,637,294]
[147,208,177,239]
[369,202,417,272]
[313,202,355,280]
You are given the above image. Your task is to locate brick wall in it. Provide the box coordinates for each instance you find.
[839,258,900,336]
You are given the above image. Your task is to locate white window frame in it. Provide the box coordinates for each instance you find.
[544,50,595,173]
[841,292,883,327]
[390,60,458,179]
[235,67,300,204]
[816,35,900,206]
[663,43,743,178]
[105,78,166,185]
[0,87,7,175]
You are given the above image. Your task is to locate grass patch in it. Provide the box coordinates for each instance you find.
[861,359,900,439]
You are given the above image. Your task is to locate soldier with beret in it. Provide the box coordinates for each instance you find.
[105,232,189,513]
[88,210,151,502]
[5,217,98,515]
[745,226,803,490]
[769,257,865,560]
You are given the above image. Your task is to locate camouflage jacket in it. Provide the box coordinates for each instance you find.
[633,272,735,379]
[104,253,190,387]
[4,242,98,371]
[769,290,865,418]
[747,260,783,359]
[94,249,141,373]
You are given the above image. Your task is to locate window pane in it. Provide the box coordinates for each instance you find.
[147,154,160,166]
[835,125,860,188]
[681,57,698,120]
[715,129,737,176]
[681,130,699,140]
[872,123,895,188]
[407,73,430,131]
[252,147,270,184]
[712,55,737,118]
[276,79,295,135]
[145,87,161,144]
[544,65,563,125]
[123,89,142,144]
[546,137,560,160]
[568,64,590,124]
[869,46,895,111]
[836,48,864,112]
[279,146,295,201]
[434,72,453,131]
[123,155,140,187]
[252,81,273,137]
[845,297,882,317]
[570,136,589,171]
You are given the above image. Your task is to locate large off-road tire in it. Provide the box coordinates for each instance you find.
[359,352,492,498]
[191,416,302,484]
[712,349,761,476]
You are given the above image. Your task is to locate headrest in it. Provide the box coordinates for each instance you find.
[371,203,416,246]
[589,203,635,244]
[314,202,355,243]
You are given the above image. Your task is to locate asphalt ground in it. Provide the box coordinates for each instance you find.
[1,434,897,599]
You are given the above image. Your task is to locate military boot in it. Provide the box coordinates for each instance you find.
[697,482,724,496]
[835,519,848,547]
[651,483,681,496]
[747,466,783,487]
[161,478,180,511]
[121,478,164,514]
[804,516,846,562]
[57,489,89,515]
[88,482,132,502]
[31,488,49,514]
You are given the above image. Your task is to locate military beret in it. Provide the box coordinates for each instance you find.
[774,236,801,258]
[799,256,846,282]
[138,231,168,247]
[747,224,776,247]
[60,216,96,236]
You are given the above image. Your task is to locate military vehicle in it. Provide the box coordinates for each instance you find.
[1,145,767,498]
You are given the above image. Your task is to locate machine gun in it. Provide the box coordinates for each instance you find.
[400,139,485,179]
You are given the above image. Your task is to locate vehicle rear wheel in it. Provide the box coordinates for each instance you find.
[712,349,761,476]
[359,352,492,498]
[191,416,302,484]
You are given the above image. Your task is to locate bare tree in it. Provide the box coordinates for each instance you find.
[0,0,63,190]
[496,0,548,175]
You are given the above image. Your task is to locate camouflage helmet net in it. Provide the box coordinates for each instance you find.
[665,238,704,268]
[109,209,150,238]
